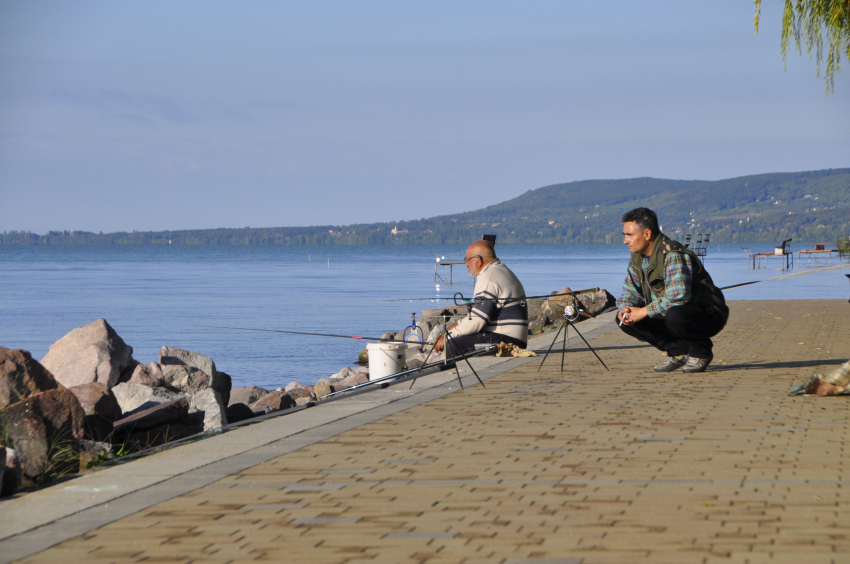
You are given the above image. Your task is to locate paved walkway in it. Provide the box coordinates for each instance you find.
[2,300,849,563]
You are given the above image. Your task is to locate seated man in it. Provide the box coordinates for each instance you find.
[617,207,728,373]
[434,240,528,354]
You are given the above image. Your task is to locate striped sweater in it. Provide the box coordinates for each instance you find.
[448,259,528,344]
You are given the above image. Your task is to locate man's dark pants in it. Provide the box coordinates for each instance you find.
[619,304,725,359]
[446,331,527,355]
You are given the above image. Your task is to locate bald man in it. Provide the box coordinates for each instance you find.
[434,240,528,354]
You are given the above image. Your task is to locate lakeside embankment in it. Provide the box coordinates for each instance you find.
[0,287,615,497]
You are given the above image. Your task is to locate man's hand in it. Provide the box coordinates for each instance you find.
[433,323,458,352]
[619,306,648,326]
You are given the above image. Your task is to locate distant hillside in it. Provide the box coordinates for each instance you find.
[3,168,849,246]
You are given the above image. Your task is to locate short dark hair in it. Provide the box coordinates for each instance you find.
[621,208,660,236]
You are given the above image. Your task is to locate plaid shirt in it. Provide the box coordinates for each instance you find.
[617,252,693,318]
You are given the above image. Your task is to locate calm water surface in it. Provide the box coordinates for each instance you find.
[1,243,847,388]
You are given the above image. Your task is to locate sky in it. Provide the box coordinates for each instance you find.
[1,1,848,234]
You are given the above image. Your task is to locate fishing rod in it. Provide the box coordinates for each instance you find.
[720,264,850,291]
[195,325,434,345]
[381,287,601,304]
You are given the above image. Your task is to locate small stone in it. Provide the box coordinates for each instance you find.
[249,391,295,411]
[228,386,268,407]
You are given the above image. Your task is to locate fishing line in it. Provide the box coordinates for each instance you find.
[382,287,601,304]
[720,263,849,291]
[195,325,434,345]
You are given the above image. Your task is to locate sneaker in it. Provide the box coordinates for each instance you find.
[654,355,687,372]
[682,354,713,373]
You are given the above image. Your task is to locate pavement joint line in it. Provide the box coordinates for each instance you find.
[0,313,620,563]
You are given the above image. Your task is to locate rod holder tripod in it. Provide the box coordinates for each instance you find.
[408,312,486,391]
[537,305,609,373]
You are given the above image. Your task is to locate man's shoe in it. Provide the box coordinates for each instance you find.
[682,354,713,373]
[654,355,687,372]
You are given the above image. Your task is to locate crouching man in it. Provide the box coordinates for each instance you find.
[434,240,528,354]
[617,207,728,373]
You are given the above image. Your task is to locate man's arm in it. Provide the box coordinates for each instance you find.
[617,264,645,310]
[645,252,693,318]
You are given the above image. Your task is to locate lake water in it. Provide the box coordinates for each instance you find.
[1,243,847,388]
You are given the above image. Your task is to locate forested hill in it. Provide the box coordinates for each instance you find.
[4,168,849,246]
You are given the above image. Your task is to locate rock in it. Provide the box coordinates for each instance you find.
[40,319,135,389]
[228,386,268,406]
[528,314,551,333]
[339,372,369,389]
[215,371,232,407]
[128,362,166,387]
[1,348,62,408]
[251,405,275,415]
[68,382,121,420]
[113,398,190,435]
[295,396,314,406]
[331,367,355,380]
[575,289,617,317]
[357,347,368,364]
[314,378,334,399]
[188,388,227,430]
[284,381,303,393]
[426,325,446,344]
[249,391,295,411]
[68,382,122,441]
[380,331,398,341]
[2,447,22,497]
[159,346,215,378]
[421,306,467,319]
[112,382,184,416]
[77,439,112,469]
[286,386,313,402]
[160,365,212,394]
[0,447,4,495]
[405,344,424,364]
[224,403,256,424]
[6,388,86,487]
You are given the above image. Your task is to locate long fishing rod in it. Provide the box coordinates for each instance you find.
[381,287,601,304]
[195,325,433,345]
[720,263,850,291]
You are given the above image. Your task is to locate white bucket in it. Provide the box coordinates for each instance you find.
[367,343,406,381]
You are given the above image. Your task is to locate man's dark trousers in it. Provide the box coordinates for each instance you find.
[619,304,725,358]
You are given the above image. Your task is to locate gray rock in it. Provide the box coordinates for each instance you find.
[295,396,314,406]
[575,289,617,317]
[380,331,398,341]
[160,365,212,393]
[528,314,551,334]
[248,391,295,412]
[283,381,303,393]
[40,319,135,389]
[338,372,369,389]
[426,325,446,344]
[158,346,224,396]
[251,405,276,415]
[188,388,227,430]
[78,439,112,460]
[159,346,216,382]
[228,386,268,406]
[129,362,166,387]
[286,387,313,401]
[112,382,184,416]
[1,447,22,497]
[331,367,355,380]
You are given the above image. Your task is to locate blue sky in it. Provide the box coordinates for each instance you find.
[1,0,847,233]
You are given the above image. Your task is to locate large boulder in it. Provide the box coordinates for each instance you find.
[158,347,228,400]
[1,447,22,497]
[314,378,334,400]
[285,386,313,402]
[6,388,86,487]
[338,372,369,390]
[68,382,122,441]
[249,391,295,411]
[229,386,268,406]
[575,289,617,317]
[128,362,166,387]
[224,403,256,424]
[1,348,62,408]
[160,365,212,394]
[40,319,136,389]
[113,398,189,435]
[111,382,184,416]
[188,389,227,430]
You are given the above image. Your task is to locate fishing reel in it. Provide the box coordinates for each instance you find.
[563,304,582,323]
